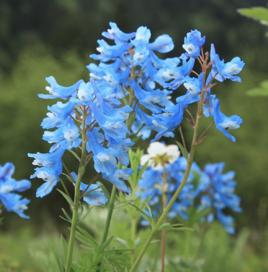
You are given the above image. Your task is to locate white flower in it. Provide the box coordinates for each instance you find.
[141,142,180,170]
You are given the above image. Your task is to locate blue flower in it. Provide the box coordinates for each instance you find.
[138,157,201,220]
[204,95,243,142]
[198,163,241,234]
[81,182,107,206]
[102,22,135,42]
[183,73,204,96]
[210,44,245,82]
[39,76,82,100]
[183,30,205,58]
[137,156,241,234]
[28,148,64,197]
[41,101,76,129]
[43,119,81,149]
[29,22,245,201]
[150,34,174,53]
[89,22,193,141]
[0,163,31,218]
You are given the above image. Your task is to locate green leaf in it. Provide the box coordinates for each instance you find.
[127,202,154,226]
[247,80,268,96]
[58,189,74,208]
[75,225,98,248]
[238,7,268,26]
[60,208,72,224]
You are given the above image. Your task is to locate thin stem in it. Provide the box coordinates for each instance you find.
[131,217,137,263]
[130,64,208,272]
[179,126,187,151]
[100,185,117,245]
[96,185,117,271]
[161,171,168,272]
[65,110,87,272]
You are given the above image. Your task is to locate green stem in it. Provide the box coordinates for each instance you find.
[130,216,137,262]
[96,185,117,271]
[65,110,87,272]
[129,83,206,272]
[101,185,117,245]
[161,171,168,272]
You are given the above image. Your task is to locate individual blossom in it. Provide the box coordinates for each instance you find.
[209,44,245,83]
[81,182,107,206]
[28,148,64,197]
[141,142,180,170]
[203,95,243,142]
[182,29,206,58]
[0,163,31,218]
[70,173,108,206]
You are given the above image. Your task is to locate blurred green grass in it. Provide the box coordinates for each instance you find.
[1,210,268,272]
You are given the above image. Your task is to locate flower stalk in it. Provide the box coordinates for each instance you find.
[161,171,168,272]
[65,109,87,272]
[95,185,117,271]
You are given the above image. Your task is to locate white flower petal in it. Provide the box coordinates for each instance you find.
[166,145,180,163]
[147,142,166,156]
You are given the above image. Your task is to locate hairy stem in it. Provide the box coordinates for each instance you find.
[65,110,87,272]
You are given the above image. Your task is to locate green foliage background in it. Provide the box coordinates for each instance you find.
[0,0,268,270]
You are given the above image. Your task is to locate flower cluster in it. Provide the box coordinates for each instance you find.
[0,163,31,218]
[89,22,195,140]
[139,158,203,221]
[28,22,244,204]
[197,163,241,234]
[91,24,245,142]
[28,72,131,198]
[138,143,241,233]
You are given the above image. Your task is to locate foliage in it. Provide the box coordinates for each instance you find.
[238,6,268,96]
[247,80,268,96]
[1,213,268,272]
[0,46,85,177]
[238,7,268,27]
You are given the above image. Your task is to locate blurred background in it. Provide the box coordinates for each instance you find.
[0,0,267,270]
